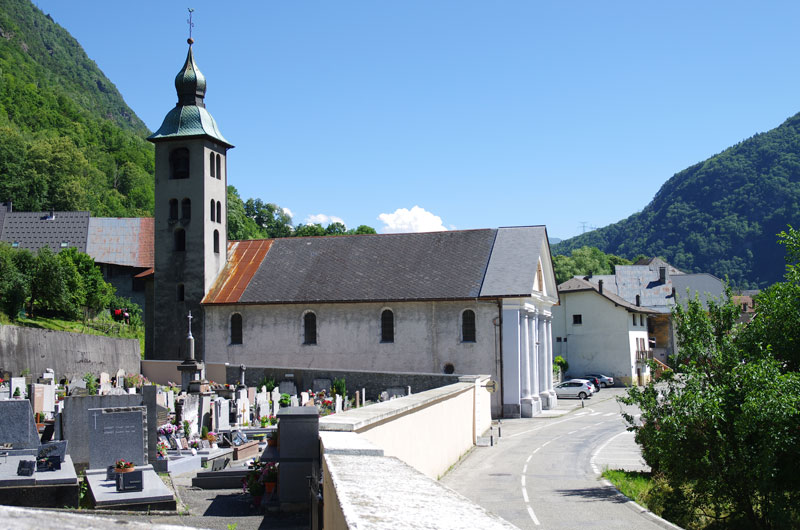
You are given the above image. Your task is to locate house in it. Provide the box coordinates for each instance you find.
[0,202,153,310]
[144,39,561,418]
[552,258,725,384]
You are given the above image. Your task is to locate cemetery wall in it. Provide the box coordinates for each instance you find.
[0,325,140,381]
[234,365,462,402]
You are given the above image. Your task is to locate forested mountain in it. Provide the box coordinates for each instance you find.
[553,112,800,288]
[0,0,154,216]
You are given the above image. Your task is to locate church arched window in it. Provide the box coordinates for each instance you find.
[216,201,222,224]
[177,283,185,301]
[230,313,242,345]
[213,230,220,254]
[210,199,215,222]
[181,198,191,220]
[210,152,215,178]
[303,311,317,345]
[461,309,476,342]
[170,148,190,179]
[169,199,178,220]
[381,309,394,343]
[216,154,222,180]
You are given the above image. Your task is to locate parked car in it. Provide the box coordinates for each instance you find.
[580,376,601,392]
[585,373,614,388]
[554,379,594,399]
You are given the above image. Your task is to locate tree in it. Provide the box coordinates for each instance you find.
[552,246,631,284]
[293,223,326,237]
[226,186,265,240]
[347,225,377,235]
[324,222,347,235]
[0,243,29,318]
[619,229,800,529]
[244,198,293,238]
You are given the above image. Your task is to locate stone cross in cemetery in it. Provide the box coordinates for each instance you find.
[87,406,147,470]
[178,311,205,392]
[238,364,246,389]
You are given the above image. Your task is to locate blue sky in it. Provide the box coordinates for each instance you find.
[33,1,800,239]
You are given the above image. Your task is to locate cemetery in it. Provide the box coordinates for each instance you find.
[0,345,501,529]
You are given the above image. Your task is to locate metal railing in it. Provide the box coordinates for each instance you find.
[636,349,653,362]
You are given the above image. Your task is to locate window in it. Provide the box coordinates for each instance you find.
[216,154,222,180]
[556,337,562,342]
[181,198,191,220]
[169,199,178,220]
[177,283,185,301]
[632,314,637,326]
[572,314,583,325]
[381,309,394,343]
[216,201,221,223]
[639,314,644,326]
[210,199,215,222]
[210,152,215,178]
[303,312,317,345]
[169,148,190,179]
[174,228,185,251]
[213,230,220,254]
[230,313,242,345]
[443,363,455,374]
[60,241,68,248]
[462,309,476,342]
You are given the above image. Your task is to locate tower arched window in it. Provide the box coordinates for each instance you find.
[169,199,178,220]
[461,309,476,342]
[230,313,242,345]
[381,309,394,343]
[213,230,220,254]
[216,201,222,224]
[210,152,215,178]
[303,312,317,345]
[174,228,185,252]
[210,199,215,222]
[216,154,222,180]
[169,148,190,179]
[177,284,185,301]
[181,198,191,220]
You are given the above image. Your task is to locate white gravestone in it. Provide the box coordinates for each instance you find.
[167,390,175,413]
[300,392,309,406]
[10,377,26,399]
[214,398,230,431]
[335,394,342,414]
[115,369,125,388]
[42,383,55,413]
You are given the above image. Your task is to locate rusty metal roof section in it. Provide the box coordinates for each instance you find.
[86,217,154,268]
[203,239,272,304]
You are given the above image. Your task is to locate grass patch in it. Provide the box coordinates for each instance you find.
[602,469,653,505]
[6,315,145,354]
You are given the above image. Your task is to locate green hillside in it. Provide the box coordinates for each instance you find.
[553,112,800,289]
[0,0,154,216]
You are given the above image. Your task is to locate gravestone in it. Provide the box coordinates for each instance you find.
[300,392,309,406]
[31,384,45,415]
[17,460,35,476]
[38,440,68,463]
[42,383,56,414]
[115,369,125,388]
[247,387,256,405]
[99,373,111,395]
[386,387,406,399]
[199,395,213,430]
[380,391,389,402]
[42,369,55,381]
[312,379,332,394]
[278,381,297,396]
[214,398,230,431]
[116,469,144,492]
[290,395,299,407]
[87,406,147,470]
[10,377,26,399]
[335,394,342,414]
[167,390,175,413]
[181,394,200,437]
[271,387,281,405]
[0,400,40,449]
[142,385,159,465]
[156,392,167,409]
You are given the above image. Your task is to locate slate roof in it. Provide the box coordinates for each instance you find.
[558,277,661,314]
[671,273,725,309]
[203,227,553,305]
[86,218,154,268]
[0,210,90,253]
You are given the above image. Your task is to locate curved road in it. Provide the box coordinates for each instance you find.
[441,388,670,530]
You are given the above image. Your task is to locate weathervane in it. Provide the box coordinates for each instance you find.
[187,8,195,43]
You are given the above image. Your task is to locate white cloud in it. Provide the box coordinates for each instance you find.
[282,207,294,219]
[303,213,345,227]
[378,206,448,234]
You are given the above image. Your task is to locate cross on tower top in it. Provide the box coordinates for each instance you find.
[187,311,193,339]
[187,8,195,44]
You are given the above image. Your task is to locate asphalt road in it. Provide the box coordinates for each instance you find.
[441,388,671,530]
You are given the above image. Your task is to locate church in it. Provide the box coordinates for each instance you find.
[145,38,560,418]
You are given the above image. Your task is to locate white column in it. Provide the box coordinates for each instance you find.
[531,311,540,397]
[538,314,547,399]
[520,312,531,399]
[545,317,553,392]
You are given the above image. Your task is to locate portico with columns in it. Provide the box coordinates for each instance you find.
[501,298,558,418]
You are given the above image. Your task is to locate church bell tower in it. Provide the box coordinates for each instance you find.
[147,37,233,360]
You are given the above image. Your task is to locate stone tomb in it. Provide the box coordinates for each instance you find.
[87,406,147,470]
[0,400,40,450]
[85,464,175,510]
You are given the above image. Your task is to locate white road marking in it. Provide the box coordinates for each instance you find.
[542,441,551,447]
[507,415,578,438]
[533,447,540,454]
[523,464,528,474]
[567,430,577,435]
[604,412,616,417]
[521,475,526,487]
[589,430,630,476]
[574,412,589,416]
[522,487,529,503]
[527,505,541,525]
[590,412,602,416]
[526,455,532,463]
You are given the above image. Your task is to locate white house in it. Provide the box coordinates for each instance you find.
[552,277,659,386]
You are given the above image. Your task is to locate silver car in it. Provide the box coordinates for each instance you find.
[554,379,594,399]
[584,373,614,388]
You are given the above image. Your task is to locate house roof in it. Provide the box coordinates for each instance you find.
[671,273,725,308]
[203,226,554,305]
[86,217,154,268]
[0,210,90,253]
[558,277,661,314]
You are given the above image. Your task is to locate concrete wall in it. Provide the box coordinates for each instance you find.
[0,325,140,382]
[205,300,503,413]
[551,291,649,385]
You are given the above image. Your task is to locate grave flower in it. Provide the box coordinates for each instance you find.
[156,441,169,458]
[158,423,178,436]
[115,459,135,471]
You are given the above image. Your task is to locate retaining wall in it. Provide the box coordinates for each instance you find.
[0,325,140,381]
